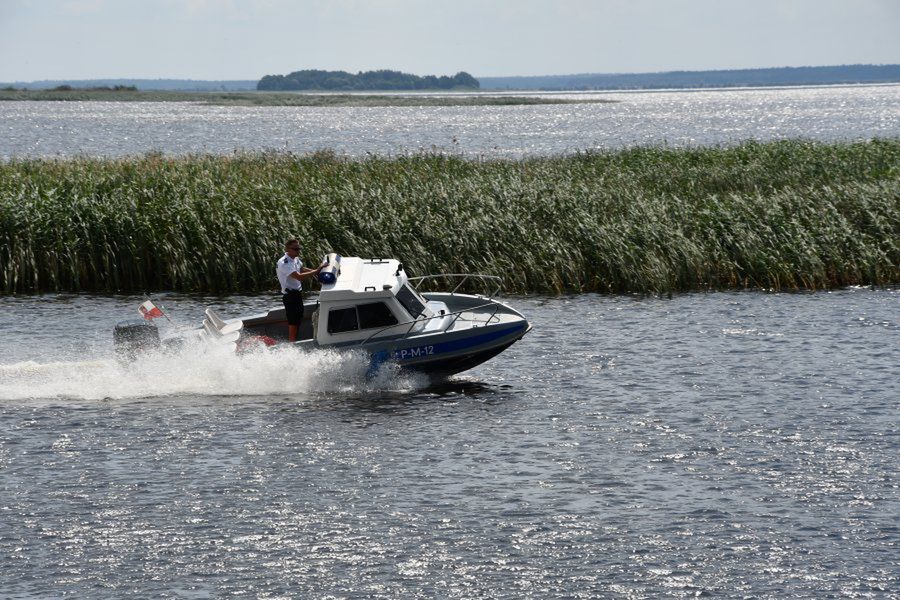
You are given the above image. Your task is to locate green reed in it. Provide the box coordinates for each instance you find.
[1,139,897,294]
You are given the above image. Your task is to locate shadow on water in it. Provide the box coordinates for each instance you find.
[310,378,519,414]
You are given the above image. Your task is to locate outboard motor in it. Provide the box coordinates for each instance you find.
[114,319,160,357]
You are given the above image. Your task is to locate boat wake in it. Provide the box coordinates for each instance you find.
[0,340,427,401]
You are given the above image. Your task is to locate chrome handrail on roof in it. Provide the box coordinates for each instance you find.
[408,273,502,298]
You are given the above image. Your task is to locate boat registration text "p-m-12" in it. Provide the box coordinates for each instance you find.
[392,345,435,360]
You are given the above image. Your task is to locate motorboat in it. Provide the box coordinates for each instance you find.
[115,257,532,378]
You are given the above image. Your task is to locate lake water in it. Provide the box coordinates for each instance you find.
[1,85,899,596]
[1,84,898,158]
[0,290,897,597]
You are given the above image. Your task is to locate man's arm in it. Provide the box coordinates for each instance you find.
[289,266,322,281]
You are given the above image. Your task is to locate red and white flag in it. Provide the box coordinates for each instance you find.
[138,300,164,320]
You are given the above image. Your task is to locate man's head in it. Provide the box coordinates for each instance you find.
[284,239,300,256]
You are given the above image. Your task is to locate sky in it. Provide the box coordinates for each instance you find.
[1,0,899,81]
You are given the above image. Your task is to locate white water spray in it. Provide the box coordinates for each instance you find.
[0,339,427,401]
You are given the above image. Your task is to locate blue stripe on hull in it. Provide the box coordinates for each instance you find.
[389,322,527,364]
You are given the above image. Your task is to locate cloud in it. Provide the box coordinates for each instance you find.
[182,0,231,15]
[173,0,297,17]
[63,0,105,14]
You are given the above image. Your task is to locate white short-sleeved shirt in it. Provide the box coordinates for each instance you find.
[276,254,304,293]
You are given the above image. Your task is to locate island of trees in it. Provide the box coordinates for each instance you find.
[257,69,479,91]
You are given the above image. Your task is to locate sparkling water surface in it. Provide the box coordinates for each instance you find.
[1,85,898,596]
[1,85,898,158]
[0,290,897,597]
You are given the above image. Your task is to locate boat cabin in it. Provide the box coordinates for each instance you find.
[313,258,449,345]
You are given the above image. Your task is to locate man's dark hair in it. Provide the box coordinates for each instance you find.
[284,239,299,248]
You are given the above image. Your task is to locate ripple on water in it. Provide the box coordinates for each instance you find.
[0,289,897,596]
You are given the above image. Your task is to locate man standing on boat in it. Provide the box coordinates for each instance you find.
[277,239,323,342]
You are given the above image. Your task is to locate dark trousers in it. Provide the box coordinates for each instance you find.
[282,290,304,326]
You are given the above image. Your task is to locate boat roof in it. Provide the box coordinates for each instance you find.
[319,257,405,301]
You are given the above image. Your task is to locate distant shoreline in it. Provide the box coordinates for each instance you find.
[4,64,897,93]
[3,82,896,106]
[0,89,618,106]
[480,64,900,91]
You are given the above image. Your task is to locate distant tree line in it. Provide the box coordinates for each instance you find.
[257,69,479,91]
[50,85,138,92]
[0,79,259,91]
[480,64,900,91]
[1,85,140,92]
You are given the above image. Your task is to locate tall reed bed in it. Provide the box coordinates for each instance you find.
[1,140,897,294]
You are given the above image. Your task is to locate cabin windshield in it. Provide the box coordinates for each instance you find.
[396,284,427,318]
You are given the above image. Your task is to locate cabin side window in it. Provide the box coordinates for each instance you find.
[358,302,398,329]
[327,302,398,334]
[396,284,426,318]
[327,307,359,334]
